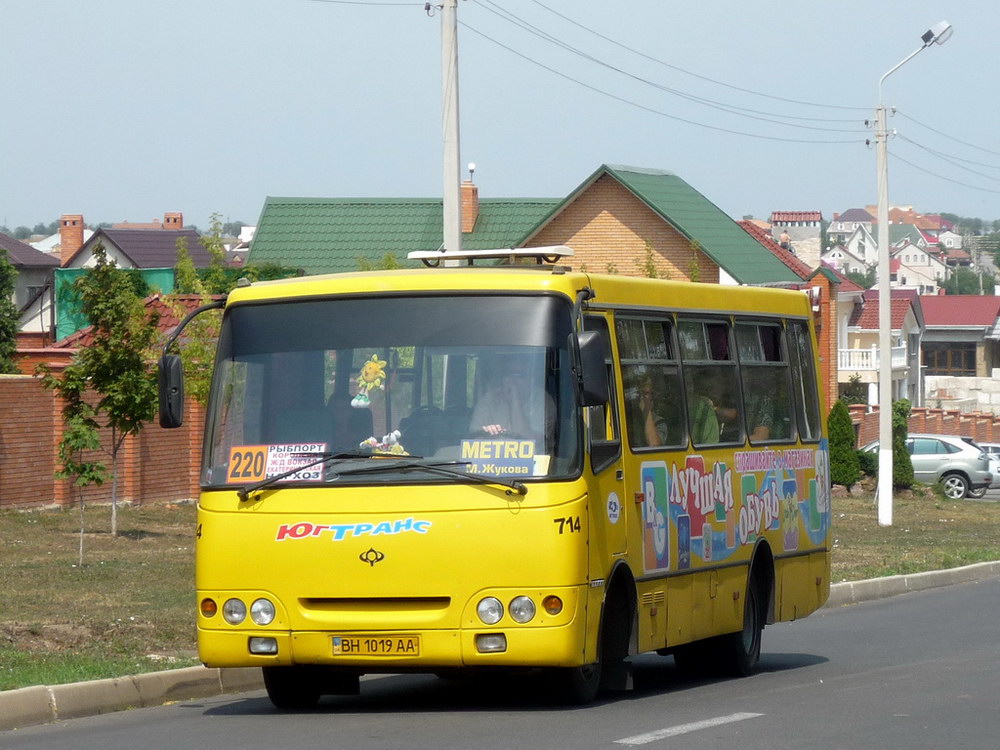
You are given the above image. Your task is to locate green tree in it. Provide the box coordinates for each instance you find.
[840,374,867,405]
[892,398,914,489]
[221,221,246,237]
[0,248,19,374]
[38,245,160,537]
[844,266,876,289]
[828,400,860,489]
[199,214,230,294]
[170,237,221,405]
[943,267,983,295]
[173,236,201,294]
[56,411,108,566]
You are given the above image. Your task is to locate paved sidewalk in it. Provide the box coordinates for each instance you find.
[3,560,999,732]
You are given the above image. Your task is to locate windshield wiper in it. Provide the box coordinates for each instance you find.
[236,451,380,501]
[332,459,528,496]
[235,453,527,500]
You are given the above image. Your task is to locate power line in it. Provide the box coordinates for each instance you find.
[896,135,1000,183]
[521,0,869,113]
[307,0,423,6]
[474,0,865,133]
[460,20,864,145]
[890,152,1000,195]
[896,111,1000,158]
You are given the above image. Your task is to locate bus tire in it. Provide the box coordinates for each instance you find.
[552,660,602,705]
[552,580,632,703]
[263,666,322,709]
[719,574,765,677]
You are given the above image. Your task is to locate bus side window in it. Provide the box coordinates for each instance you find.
[583,315,620,473]
[787,321,822,442]
[678,319,742,447]
[736,322,794,443]
[616,316,685,450]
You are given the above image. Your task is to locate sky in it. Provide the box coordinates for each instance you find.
[3,0,999,232]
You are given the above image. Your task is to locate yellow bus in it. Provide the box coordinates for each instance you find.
[159,247,831,708]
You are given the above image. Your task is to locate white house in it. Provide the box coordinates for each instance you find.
[821,244,868,275]
[891,241,949,294]
[843,224,879,266]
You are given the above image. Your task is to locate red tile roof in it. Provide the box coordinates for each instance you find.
[920,295,1000,327]
[737,221,812,280]
[769,211,822,223]
[849,293,914,330]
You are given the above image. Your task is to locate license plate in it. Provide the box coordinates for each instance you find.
[332,635,420,656]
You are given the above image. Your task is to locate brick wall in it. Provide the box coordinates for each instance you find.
[0,376,202,509]
[0,376,58,507]
[525,174,720,282]
[847,402,1000,447]
[808,275,837,416]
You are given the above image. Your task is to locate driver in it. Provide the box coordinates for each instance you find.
[470,358,550,439]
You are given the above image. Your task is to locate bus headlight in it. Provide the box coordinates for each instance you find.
[509,596,536,623]
[476,597,504,624]
[250,598,276,626]
[223,598,247,625]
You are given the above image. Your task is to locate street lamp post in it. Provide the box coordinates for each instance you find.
[875,21,953,527]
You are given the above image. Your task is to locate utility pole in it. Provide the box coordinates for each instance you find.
[441,0,462,254]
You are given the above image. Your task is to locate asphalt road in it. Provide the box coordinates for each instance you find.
[4,578,998,749]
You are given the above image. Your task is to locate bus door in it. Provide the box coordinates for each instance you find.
[583,314,626,563]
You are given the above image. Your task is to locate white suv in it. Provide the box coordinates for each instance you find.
[861,434,992,500]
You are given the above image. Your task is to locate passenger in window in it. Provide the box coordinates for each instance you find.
[745,389,775,441]
[689,368,738,445]
[690,395,720,444]
[626,372,668,447]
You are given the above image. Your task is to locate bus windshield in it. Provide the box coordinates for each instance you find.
[202,294,581,488]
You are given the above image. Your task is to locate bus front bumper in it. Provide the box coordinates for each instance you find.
[198,621,588,670]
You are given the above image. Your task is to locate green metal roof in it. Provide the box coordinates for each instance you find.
[248,197,559,275]
[889,223,924,246]
[521,165,803,284]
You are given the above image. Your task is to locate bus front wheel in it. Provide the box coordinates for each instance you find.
[719,576,765,677]
[263,666,323,710]
[552,661,602,705]
[262,666,359,710]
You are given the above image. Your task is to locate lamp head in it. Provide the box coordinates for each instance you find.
[921,21,953,46]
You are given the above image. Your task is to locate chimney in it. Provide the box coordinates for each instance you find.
[833,212,840,221]
[59,214,84,266]
[461,181,479,234]
[163,212,183,230]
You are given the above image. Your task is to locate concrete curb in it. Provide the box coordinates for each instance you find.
[824,560,1000,608]
[0,666,263,732]
[3,562,1000,732]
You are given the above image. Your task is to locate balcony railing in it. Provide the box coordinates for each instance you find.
[838,345,908,371]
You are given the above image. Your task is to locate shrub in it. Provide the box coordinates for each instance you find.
[828,400,861,488]
[892,399,914,489]
[857,449,878,477]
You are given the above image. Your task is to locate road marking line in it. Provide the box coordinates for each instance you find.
[614,712,764,745]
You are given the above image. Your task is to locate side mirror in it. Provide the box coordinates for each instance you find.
[158,354,185,428]
[575,330,609,407]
